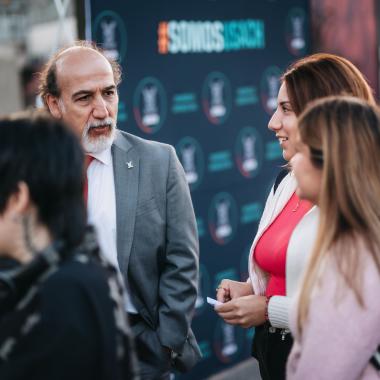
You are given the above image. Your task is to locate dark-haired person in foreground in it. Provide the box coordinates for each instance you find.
[0,113,139,380]
[39,41,201,379]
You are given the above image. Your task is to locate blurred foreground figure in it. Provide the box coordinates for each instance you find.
[0,113,139,380]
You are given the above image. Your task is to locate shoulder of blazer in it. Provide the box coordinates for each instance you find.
[113,131,177,180]
[116,130,173,154]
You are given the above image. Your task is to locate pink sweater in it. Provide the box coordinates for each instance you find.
[287,245,380,380]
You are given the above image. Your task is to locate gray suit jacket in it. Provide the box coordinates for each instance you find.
[111,130,201,370]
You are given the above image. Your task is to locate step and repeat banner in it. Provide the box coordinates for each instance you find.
[86,1,310,378]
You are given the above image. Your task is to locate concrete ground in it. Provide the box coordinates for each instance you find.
[207,358,261,380]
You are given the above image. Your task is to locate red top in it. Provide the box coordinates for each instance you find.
[254,192,312,297]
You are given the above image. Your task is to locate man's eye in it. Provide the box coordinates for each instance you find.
[77,95,90,101]
[105,91,115,96]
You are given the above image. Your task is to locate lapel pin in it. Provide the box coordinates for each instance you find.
[127,161,134,169]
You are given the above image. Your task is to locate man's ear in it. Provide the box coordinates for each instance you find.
[45,95,63,119]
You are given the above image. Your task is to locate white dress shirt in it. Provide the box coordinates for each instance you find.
[87,148,138,313]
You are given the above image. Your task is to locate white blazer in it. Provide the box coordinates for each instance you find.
[248,172,319,328]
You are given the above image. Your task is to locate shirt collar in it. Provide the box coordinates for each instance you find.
[89,147,112,166]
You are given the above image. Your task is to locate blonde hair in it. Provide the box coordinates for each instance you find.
[297,96,380,333]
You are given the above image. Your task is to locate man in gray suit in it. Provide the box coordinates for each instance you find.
[39,41,201,379]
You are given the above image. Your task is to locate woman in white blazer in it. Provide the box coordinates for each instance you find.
[215,53,375,380]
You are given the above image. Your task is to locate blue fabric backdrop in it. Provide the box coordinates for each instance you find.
[86,1,310,377]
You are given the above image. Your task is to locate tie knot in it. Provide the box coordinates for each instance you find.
[85,155,95,171]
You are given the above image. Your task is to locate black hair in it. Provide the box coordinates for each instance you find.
[0,111,86,249]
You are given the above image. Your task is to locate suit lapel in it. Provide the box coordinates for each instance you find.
[112,131,140,274]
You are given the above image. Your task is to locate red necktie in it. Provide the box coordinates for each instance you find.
[84,155,95,205]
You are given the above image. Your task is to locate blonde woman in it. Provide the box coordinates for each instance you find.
[288,96,380,379]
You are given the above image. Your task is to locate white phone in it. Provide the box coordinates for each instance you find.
[206,297,222,307]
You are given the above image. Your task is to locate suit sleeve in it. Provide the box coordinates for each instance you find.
[156,146,199,353]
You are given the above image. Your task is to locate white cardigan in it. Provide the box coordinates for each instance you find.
[248,172,319,328]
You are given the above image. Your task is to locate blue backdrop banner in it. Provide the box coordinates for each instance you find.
[86,1,310,378]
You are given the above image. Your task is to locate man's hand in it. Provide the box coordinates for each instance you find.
[215,295,267,328]
[216,280,253,303]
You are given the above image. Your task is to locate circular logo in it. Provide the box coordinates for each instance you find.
[176,137,205,191]
[208,192,238,245]
[286,7,307,56]
[235,127,263,178]
[93,10,127,61]
[260,66,282,115]
[194,264,211,316]
[213,319,244,363]
[202,72,232,125]
[133,77,167,134]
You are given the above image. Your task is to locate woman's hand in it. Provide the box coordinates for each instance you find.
[216,280,253,303]
[215,295,267,328]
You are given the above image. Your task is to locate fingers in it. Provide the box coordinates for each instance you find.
[216,311,248,327]
[216,309,253,328]
[216,310,238,320]
[216,287,224,302]
[215,300,234,312]
[216,288,230,303]
[215,308,239,321]
[215,298,254,328]
[216,281,231,302]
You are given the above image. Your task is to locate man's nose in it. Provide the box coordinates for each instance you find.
[268,110,281,132]
[92,96,109,119]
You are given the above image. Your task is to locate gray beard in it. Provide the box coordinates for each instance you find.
[81,118,117,154]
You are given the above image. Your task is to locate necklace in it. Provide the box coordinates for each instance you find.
[292,200,300,212]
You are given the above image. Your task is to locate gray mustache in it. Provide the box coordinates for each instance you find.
[87,118,116,129]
